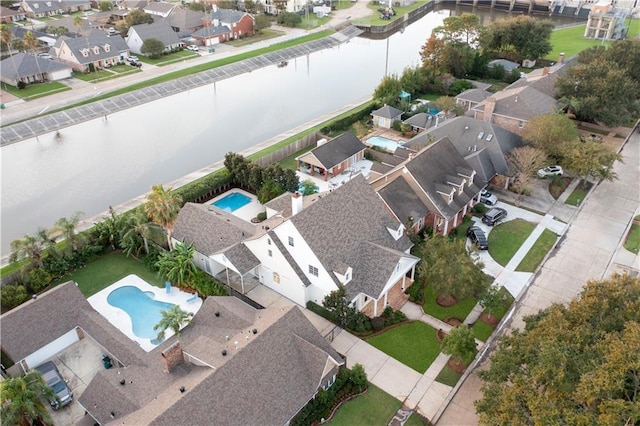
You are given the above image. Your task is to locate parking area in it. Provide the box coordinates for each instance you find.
[41,336,108,426]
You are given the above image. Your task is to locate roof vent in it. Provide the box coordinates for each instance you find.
[252,328,258,334]
[215,311,220,317]
[179,386,186,393]
[221,349,227,356]
[119,379,125,386]
[110,411,116,419]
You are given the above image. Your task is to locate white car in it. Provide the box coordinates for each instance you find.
[480,189,498,205]
[537,165,564,178]
[186,45,199,52]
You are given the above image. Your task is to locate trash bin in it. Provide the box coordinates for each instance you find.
[102,354,112,369]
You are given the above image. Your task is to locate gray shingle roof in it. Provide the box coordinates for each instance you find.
[173,203,255,256]
[456,88,493,103]
[378,177,429,226]
[130,21,180,46]
[347,242,409,300]
[209,7,249,24]
[143,2,176,14]
[289,175,414,298]
[165,7,205,31]
[372,104,404,120]
[488,59,519,72]
[308,132,366,169]
[58,30,129,65]
[404,112,433,130]
[404,138,482,219]
[404,116,524,182]
[269,230,312,287]
[223,243,260,275]
[0,53,71,80]
[265,191,293,218]
[192,24,230,37]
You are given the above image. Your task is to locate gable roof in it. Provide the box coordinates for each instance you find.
[456,87,493,104]
[378,177,430,225]
[208,7,249,24]
[129,21,180,46]
[0,53,71,80]
[165,7,205,30]
[404,116,524,182]
[488,59,519,72]
[289,175,414,298]
[56,30,129,64]
[371,104,403,120]
[298,132,366,170]
[403,138,482,219]
[143,1,177,14]
[173,203,255,256]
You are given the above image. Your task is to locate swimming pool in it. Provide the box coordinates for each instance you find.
[107,286,175,343]
[366,136,403,153]
[212,192,251,212]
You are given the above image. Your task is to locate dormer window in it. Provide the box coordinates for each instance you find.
[93,46,100,54]
[81,48,89,57]
[103,44,110,52]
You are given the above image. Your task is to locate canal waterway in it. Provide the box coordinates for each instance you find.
[0,7,585,256]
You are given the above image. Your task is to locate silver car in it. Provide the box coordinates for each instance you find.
[35,361,73,409]
[480,189,498,206]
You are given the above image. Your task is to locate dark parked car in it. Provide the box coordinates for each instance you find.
[482,207,507,226]
[35,361,73,410]
[467,226,488,250]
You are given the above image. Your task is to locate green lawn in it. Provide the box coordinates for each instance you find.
[1,81,70,100]
[54,251,163,297]
[405,413,429,426]
[435,364,462,387]
[328,384,401,425]
[352,0,429,26]
[422,285,478,321]
[471,320,494,342]
[366,322,441,374]
[487,219,536,266]
[138,50,198,66]
[226,29,286,47]
[565,181,592,206]
[546,19,640,61]
[516,228,557,272]
[624,215,640,254]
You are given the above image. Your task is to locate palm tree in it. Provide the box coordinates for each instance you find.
[153,305,194,341]
[54,211,84,253]
[144,184,183,249]
[120,210,164,256]
[21,30,44,82]
[155,242,198,288]
[1,370,55,426]
[0,24,19,87]
[10,228,55,269]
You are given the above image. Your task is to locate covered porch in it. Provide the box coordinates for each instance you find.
[214,268,260,295]
[361,273,415,318]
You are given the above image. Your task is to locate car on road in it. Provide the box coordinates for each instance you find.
[467,226,488,250]
[186,45,199,52]
[482,207,508,226]
[35,361,73,410]
[480,189,498,206]
[127,57,142,67]
[537,165,563,178]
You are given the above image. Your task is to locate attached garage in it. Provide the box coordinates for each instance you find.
[23,328,80,370]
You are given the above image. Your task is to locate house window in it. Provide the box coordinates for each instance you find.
[93,46,100,55]
[323,374,336,390]
[81,48,89,57]
[345,272,350,281]
[104,44,110,52]
[268,249,272,257]
[288,236,294,247]
[309,265,318,277]
[267,238,271,245]
[273,272,280,283]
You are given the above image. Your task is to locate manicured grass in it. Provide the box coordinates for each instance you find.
[1,81,70,100]
[515,228,557,272]
[546,19,640,61]
[226,29,286,47]
[565,181,592,206]
[487,219,536,267]
[138,50,198,66]
[328,384,401,425]
[280,145,313,170]
[422,285,477,321]
[73,70,118,82]
[405,413,429,426]
[435,364,462,387]
[353,0,429,26]
[366,321,441,374]
[55,251,163,297]
[471,320,494,342]
[624,215,640,254]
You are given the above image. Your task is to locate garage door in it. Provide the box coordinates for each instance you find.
[24,329,79,369]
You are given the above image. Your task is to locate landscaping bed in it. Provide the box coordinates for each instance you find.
[548,177,572,200]
[565,181,592,206]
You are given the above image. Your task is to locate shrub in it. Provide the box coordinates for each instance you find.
[1,284,29,310]
[320,104,375,135]
[391,119,403,131]
[381,305,407,325]
[306,301,338,323]
[348,312,372,332]
[448,79,473,95]
[26,268,52,293]
[174,169,231,203]
[256,211,267,221]
[405,280,424,304]
[371,316,385,331]
[190,271,227,296]
[17,81,27,90]
[350,363,368,392]
[471,203,488,215]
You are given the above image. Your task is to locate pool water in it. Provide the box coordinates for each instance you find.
[212,192,251,212]
[366,136,403,153]
[107,286,175,341]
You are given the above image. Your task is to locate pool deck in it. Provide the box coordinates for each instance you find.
[208,189,263,223]
[87,275,203,352]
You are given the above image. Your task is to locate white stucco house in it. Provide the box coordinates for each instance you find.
[173,176,419,317]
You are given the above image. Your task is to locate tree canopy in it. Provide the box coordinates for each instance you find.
[476,273,640,425]
[144,184,183,249]
[521,113,579,161]
[556,41,640,127]
[141,38,165,58]
[1,370,55,426]
[479,15,553,62]
[125,9,154,26]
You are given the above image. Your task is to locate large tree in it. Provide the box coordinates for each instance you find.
[144,184,182,249]
[1,370,55,426]
[556,41,640,127]
[442,325,477,366]
[561,139,622,184]
[479,15,553,62]
[155,242,198,289]
[125,9,154,26]
[434,13,481,45]
[417,236,487,302]
[53,211,84,253]
[476,273,640,425]
[120,210,164,256]
[10,228,55,269]
[521,113,578,160]
[141,38,165,58]
[507,145,547,202]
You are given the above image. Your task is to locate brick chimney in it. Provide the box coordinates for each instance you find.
[483,97,496,122]
[291,192,303,216]
[161,341,184,373]
[558,52,565,65]
[542,66,549,76]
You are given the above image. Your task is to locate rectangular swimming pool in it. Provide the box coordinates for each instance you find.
[366,136,403,153]
[212,192,251,212]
